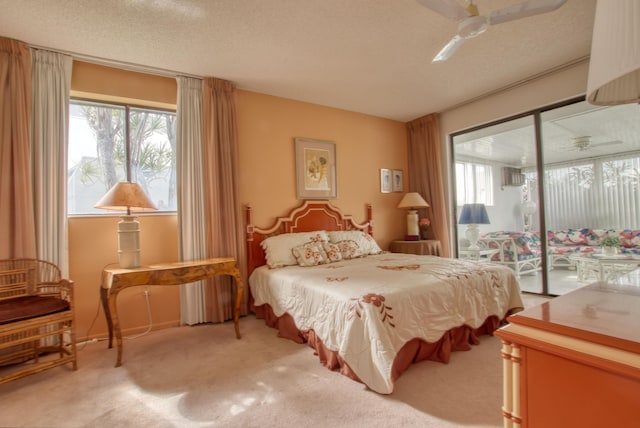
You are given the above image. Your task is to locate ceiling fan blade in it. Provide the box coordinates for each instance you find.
[432,34,465,63]
[415,0,469,21]
[488,0,567,26]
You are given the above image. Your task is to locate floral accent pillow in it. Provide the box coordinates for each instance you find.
[323,242,343,262]
[292,242,328,267]
[261,231,329,268]
[327,231,382,255]
[335,240,365,259]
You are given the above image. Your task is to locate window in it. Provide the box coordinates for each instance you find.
[455,161,494,206]
[68,100,177,215]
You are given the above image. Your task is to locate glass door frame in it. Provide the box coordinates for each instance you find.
[449,96,586,297]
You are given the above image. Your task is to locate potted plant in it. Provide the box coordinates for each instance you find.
[601,235,621,256]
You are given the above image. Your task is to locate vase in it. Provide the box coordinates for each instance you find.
[602,246,617,256]
[420,228,429,240]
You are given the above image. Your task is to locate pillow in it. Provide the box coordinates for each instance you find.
[335,239,365,259]
[292,242,328,267]
[328,230,382,255]
[323,242,343,262]
[261,231,329,268]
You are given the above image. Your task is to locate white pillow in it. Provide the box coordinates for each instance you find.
[261,231,329,268]
[292,242,328,267]
[328,230,382,255]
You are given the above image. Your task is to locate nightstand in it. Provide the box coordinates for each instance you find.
[389,240,441,256]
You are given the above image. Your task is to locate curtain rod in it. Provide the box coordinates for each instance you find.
[29,43,202,80]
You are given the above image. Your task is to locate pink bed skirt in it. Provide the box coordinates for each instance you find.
[253,303,503,392]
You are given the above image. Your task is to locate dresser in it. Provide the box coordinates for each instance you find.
[496,272,640,427]
[389,239,441,256]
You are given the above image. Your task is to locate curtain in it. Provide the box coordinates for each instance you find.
[540,155,640,230]
[0,37,36,259]
[31,49,72,276]
[176,76,208,325]
[202,77,247,322]
[407,113,451,257]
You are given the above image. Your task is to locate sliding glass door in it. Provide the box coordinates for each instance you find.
[452,98,640,296]
[540,100,640,295]
[452,115,544,294]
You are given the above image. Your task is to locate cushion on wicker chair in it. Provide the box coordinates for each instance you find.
[0,296,70,325]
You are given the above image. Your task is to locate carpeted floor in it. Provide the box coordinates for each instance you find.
[0,293,548,428]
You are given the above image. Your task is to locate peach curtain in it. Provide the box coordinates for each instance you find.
[0,38,36,259]
[202,77,248,322]
[406,113,451,257]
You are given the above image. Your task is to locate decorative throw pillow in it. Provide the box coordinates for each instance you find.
[335,239,365,259]
[261,231,329,268]
[327,230,382,255]
[292,242,328,267]
[323,242,343,262]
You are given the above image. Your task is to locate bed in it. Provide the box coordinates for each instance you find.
[246,200,523,394]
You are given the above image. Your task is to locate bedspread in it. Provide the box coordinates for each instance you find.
[250,253,523,394]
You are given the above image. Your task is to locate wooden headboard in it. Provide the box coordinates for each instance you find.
[245,200,373,275]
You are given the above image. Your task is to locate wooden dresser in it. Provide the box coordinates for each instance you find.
[496,272,640,428]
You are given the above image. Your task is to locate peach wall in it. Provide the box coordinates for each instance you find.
[236,90,407,245]
[71,61,177,108]
[69,62,407,342]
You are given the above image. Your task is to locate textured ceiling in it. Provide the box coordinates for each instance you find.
[0,0,595,121]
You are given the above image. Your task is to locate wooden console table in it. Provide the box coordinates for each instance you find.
[100,258,243,367]
[496,273,640,427]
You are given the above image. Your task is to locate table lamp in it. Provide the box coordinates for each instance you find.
[458,203,490,250]
[397,192,430,240]
[586,0,640,106]
[95,182,158,268]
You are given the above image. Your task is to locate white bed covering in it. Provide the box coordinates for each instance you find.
[250,253,523,394]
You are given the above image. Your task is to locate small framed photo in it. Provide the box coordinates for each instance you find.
[295,137,337,199]
[392,169,404,192]
[380,169,392,193]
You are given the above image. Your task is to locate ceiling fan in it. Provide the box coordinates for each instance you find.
[562,136,624,152]
[416,0,568,62]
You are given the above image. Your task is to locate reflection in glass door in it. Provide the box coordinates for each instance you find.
[452,115,544,294]
[452,98,640,296]
[540,100,640,295]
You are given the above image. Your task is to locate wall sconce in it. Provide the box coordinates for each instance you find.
[397,192,430,240]
[95,182,157,268]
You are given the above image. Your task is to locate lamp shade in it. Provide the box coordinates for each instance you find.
[397,192,430,209]
[458,203,490,225]
[586,0,640,105]
[94,182,158,212]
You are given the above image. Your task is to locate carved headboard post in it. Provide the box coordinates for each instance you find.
[366,203,373,237]
[245,204,255,274]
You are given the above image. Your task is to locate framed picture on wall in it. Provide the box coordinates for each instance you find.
[295,137,337,199]
[380,169,392,193]
[392,169,404,192]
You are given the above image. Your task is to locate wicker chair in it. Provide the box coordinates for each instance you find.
[0,259,77,384]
